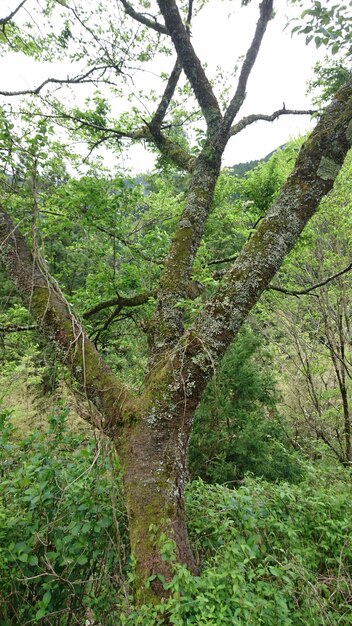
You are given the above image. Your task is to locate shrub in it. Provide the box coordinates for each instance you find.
[0,405,129,625]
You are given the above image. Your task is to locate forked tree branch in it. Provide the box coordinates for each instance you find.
[148,0,192,132]
[0,0,27,26]
[83,277,205,320]
[83,291,156,319]
[157,0,222,128]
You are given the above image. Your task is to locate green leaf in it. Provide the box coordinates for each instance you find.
[28,554,39,566]
[77,554,88,565]
[42,590,52,606]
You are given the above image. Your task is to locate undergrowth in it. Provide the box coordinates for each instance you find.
[0,405,351,625]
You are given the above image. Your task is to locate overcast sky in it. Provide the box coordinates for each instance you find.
[1,0,324,171]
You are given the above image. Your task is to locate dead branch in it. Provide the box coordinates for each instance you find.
[0,65,121,97]
[119,0,168,34]
[223,0,274,131]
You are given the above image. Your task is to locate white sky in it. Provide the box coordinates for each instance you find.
[194,0,323,166]
[1,0,324,172]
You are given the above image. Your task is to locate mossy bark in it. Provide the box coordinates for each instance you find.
[119,411,196,603]
[0,208,134,433]
[149,150,221,365]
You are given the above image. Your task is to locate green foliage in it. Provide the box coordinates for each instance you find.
[0,132,186,386]
[291,1,352,57]
[0,405,129,625]
[290,1,351,108]
[198,140,303,282]
[308,60,351,107]
[118,473,352,625]
[262,150,352,466]
[189,327,302,484]
[1,406,351,624]
[237,140,303,216]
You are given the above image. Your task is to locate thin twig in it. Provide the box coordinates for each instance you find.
[270,261,352,297]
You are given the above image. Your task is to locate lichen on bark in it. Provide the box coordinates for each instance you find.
[317,156,341,180]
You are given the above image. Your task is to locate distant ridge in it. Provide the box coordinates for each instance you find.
[229,145,286,178]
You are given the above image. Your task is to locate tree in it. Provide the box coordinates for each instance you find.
[1,0,352,603]
[189,326,303,485]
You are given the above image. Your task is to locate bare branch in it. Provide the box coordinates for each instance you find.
[0,0,27,26]
[268,284,318,298]
[119,0,168,34]
[223,0,274,131]
[150,58,182,129]
[186,0,194,30]
[98,306,132,336]
[270,261,352,297]
[0,65,120,97]
[157,0,222,128]
[317,428,346,464]
[230,107,316,137]
[207,254,238,267]
[148,0,192,112]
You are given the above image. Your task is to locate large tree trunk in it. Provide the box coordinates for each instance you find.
[116,354,200,602]
[119,410,196,602]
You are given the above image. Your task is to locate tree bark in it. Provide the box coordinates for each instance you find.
[0,209,134,434]
[119,405,196,602]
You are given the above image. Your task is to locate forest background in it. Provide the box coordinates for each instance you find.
[0,0,352,624]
